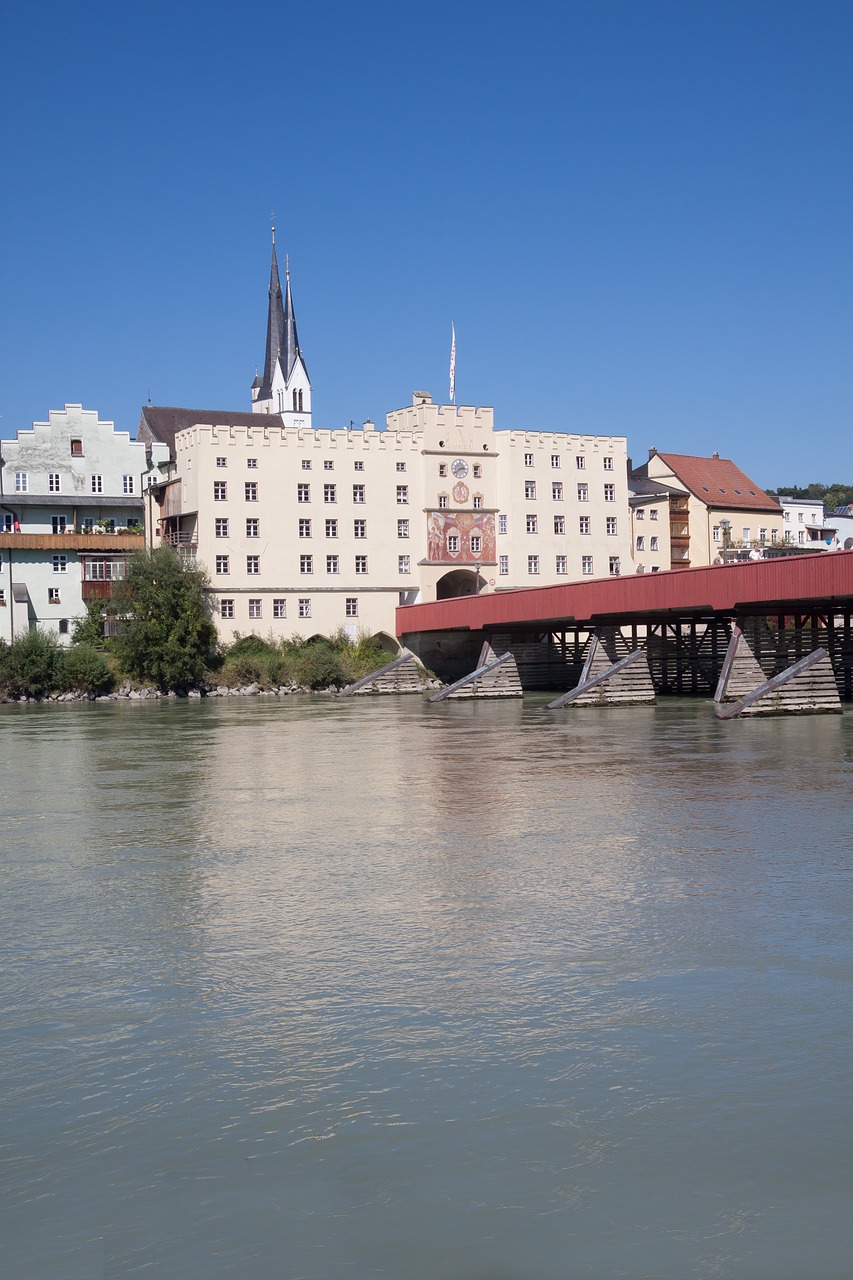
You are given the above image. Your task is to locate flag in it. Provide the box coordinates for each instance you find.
[449,323,456,404]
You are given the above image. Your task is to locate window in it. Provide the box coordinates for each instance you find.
[555,555,567,575]
[396,461,406,473]
[604,484,615,502]
[473,495,482,510]
[783,509,791,521]
[499,514,508,535]
[48,587,61,604]
[576,456,585,470]
[220,598,234,619]
[438,495,448,509]
[324,460,334,471]
[650,536,659,551]
[324,484,337,503]
[245,482,258,502]
[216,456,227,468]
[470,537,482,556]
[651,565,660,573]
[52,555,67,573]
[49,473,61,493]
[354,460,364,472]
[355,555,368,574]
[326,555,339,574]
[473,464,482,478]
[215,555,229,574]
[299,555,312,574]
[609,556,620,576]
[83,559,125,582]
[579,515,590,535]
[325,519,338,537]
[273,598,286,618]
[0,588,6,604]
[438,464,447,477]
[526,514,538,534]
[91,475,103,494]
[528,555,539,574]
[352,484,365,504]
[215,518,229,538]
[354,519,367,538]
[214,481,227,501]
[606,516,617,535]
[758,527,767,544]
[603,456,614,471]
[302,460,312,470]
[524,452,534,467]
[299,518,312,538]
[247,457,258,469]
[636,535,645,551]
[249,599,262,619]
[636,508,645,520]
[771,529,779,544]
[247,555,260,574]
[582,555,593,575]
[447,535,459,553]
[798,530,805,544]
[298,598,311,619]
[398,519,409,538]
[499,555,509,575]
[524,481,536,499]
[345,598,358,617]
[578,483,588,502]
[51,516,67,534]
[396,485,409,504]
[650,508,658,521]
[298,483,310,502]
[82,517,94,533]
[246,519,259,538]
[15,472,28,492]
[742,528,750,544]
[554,515,565,535]
[71,439,83,457]
[797,512,804,522]
[552,482,563,500]
[398,555,410,573]
[1,514,10,532]
[551,454,560,469]
[713,525,721,543]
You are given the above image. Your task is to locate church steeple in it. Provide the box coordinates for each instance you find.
[282,256,302,381]
[259,228,287,402]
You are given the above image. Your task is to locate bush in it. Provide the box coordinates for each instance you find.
[63,644,115,696]
[111,548,216,691]
[71,600,111,649]
[1,629,64,699]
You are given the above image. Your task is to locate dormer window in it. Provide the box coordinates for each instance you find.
[70,439,83,457]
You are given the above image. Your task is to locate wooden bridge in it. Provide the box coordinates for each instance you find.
[396,551,853,703]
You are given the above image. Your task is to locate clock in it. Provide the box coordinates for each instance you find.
[451,458,469,479]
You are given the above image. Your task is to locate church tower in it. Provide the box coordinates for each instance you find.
[251,229,312,426]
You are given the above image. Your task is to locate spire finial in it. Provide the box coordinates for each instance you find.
[271,213,276,245]
[285,252,290,280]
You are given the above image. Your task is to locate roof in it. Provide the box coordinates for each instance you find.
[651,453,780,512]
[628,476,686,502]
[2,494,143,508]
[137,405,273,458]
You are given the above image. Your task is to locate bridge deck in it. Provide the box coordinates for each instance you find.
[397,551,853,636]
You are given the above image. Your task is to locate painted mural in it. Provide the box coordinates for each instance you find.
[426,511,496,563]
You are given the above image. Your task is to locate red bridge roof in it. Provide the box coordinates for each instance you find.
[397,551,853,636]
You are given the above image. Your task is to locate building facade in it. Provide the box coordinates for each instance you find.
[138,239,633,644]
[779,497,836,549]
[0,405,168,643]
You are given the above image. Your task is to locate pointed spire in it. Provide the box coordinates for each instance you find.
[260,229,287,400]
[282,256,301,381]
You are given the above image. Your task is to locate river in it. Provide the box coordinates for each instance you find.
[1,695,852,1278]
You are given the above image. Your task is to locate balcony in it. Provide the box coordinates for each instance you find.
[0,532,145,551]
[159,530,197,547]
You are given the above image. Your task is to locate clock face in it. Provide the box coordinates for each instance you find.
[451,458,469,479]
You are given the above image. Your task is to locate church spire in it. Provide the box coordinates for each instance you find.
[260,228,287,400]
[282,255,301,381]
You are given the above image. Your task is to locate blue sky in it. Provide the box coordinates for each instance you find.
[1,0,850,486]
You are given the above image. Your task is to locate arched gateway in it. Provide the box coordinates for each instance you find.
[436,569,482,600]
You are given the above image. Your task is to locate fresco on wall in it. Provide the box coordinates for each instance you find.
[426,512,496,563]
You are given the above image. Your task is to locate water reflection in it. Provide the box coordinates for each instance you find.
[1,698,851,1279]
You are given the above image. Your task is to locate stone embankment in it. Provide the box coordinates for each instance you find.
[3,678,442,704]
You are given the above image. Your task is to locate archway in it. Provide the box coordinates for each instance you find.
[436,569,481,600]
[370,631,401,655]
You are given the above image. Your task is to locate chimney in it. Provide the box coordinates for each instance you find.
[712,451,720,460]
[648,446,657,459]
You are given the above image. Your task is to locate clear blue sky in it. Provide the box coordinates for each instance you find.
[1,0,850,487]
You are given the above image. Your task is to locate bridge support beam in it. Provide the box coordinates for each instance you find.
[546,633,655,709]
[338,651,428,697]
[429,642,522,701]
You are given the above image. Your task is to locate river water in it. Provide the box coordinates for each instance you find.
[1,695,852,1279]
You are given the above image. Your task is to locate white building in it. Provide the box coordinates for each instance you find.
[0,405,169,643]
[779,497,837,550]
[138,238,633,645]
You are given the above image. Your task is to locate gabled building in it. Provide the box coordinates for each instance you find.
[0,405,168,642]
[631,450,783,566]
[778,497,837,550]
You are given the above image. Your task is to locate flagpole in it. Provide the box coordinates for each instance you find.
[449,322,456,407]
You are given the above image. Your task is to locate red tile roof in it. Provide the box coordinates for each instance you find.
[655,453,781,512]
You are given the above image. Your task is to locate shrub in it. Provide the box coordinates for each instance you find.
[3,629,64,699]
[63,644,115,696]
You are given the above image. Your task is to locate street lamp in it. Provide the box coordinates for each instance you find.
[473,561,481,594]
[720,519,731,554]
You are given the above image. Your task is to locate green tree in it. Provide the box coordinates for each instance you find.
[112,548,216,691]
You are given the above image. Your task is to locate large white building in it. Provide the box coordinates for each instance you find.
[138,238,634,644]
[0,405,168,643]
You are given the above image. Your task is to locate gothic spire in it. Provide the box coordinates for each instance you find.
[260,229,287,399]
[282,255,301,381]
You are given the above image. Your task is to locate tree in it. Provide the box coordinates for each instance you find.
[111,548,216,691]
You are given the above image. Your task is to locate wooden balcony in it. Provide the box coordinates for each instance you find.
[82,581,121,601]
[0,532,144,551]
